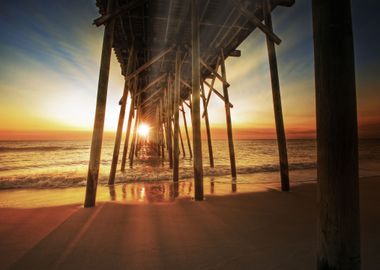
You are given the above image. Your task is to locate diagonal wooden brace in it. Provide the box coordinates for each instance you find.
[230,0,282,45]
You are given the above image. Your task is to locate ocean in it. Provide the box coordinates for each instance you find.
[1,139,379,190]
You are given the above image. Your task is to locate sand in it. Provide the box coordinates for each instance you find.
[0,176,379,270]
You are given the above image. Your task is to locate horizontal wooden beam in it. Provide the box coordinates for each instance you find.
[136,73,167,97]
[94,0,143,27]
[204,80,233,108]
[125,45,175,81]
[229,50,241,57]
[272,0,295,7]
[230,0,282,45]
[139,90,162,109]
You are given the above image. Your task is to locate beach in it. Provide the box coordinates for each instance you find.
[1,175,379,269]
[1,139,380,269]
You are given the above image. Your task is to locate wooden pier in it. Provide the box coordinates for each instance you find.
[85,0,295,206]
[85,0,360,267]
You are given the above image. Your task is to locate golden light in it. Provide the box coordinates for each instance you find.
[137,123,150,138]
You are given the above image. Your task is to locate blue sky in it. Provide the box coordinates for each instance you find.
[0,0,379,138]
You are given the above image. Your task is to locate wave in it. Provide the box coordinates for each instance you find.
[0,162,316,189]
[0,146,84,153]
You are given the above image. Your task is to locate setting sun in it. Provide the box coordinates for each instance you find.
[137,123,150,138]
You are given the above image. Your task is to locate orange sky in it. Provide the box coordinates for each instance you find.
[0,1,379,140]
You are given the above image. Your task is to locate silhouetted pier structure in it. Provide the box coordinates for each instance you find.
[85,0,360,268]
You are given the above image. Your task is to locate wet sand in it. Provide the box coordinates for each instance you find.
[0,176,379,269]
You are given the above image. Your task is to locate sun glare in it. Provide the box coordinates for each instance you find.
[137,123,150,138]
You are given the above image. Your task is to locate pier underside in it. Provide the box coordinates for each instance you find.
[85,0,294,206]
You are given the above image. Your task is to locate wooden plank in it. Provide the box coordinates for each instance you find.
[312,0,360,269]
[84,0,116,208]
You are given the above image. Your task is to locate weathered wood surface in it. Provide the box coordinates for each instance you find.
[182,105,193,159]
[201,83,214,168]
[264,0,289,191]
[173,50,181,182]
[192,0,204,200]
[84,0,115,208]
[220,49,236,179]
[109,47,135,185]
[312,0,360,269]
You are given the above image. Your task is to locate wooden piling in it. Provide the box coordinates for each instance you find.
[108,47,134,185]
[166,79,173,169]
[160,99,165,163]
[220,49,236,179]
[179,126,186,158]
[173,49,181,182]
[191,0,204,200]
[312,0,360,269]
[84,0,115,207]
[129,97,140,168]
[201,82,214,167]
[264,0,289,191]
[120,77,137,172]
[182,105,193,158]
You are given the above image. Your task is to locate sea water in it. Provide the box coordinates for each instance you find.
[1,139,379,190]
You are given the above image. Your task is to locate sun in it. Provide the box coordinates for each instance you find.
[137,123,150,138]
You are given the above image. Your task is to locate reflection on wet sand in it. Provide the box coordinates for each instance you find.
[106,176,244,204]
[1,166,309,208]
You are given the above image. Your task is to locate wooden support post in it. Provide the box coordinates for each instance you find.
[192,0,204,200]
[179,126,186,158]
[182,105,193,158]
[166,80,173,169]
[173,49,181,182]
[156,105,160,156]
[120,77,136,172]
[312,0,360,269]
[108,47,134,185]
[201,83,214,168]
[129,97,140,168]
[160,99,165,163]
[264,0,289,191]
[84,0,115,208]
[220,49,236,179]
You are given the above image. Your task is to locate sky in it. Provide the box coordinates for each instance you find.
[0,0,379,140]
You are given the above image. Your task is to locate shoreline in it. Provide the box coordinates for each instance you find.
[1,167,380,208]
[0,169,319,208]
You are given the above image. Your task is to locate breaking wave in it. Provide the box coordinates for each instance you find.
[0,162,316,189]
